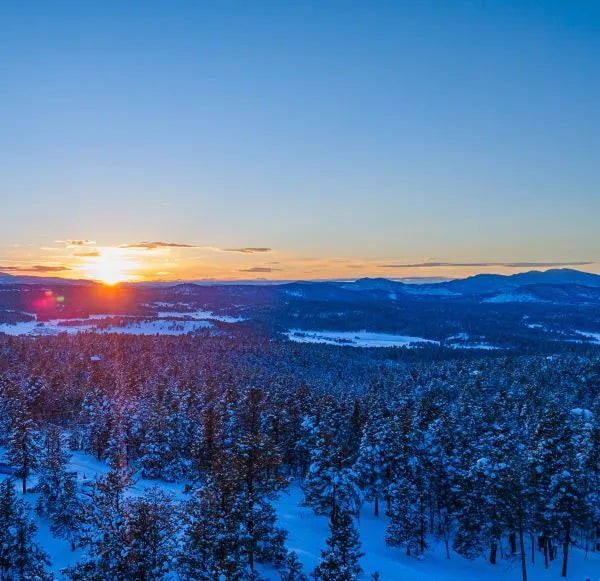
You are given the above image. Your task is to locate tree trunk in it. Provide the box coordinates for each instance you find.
[543,537,549,569]
[490,541,497,565]
[510,532,517,554]
[420,497,425,553]
[374,495,379,517]
[519,519,527,581]
[561,523,570,578]
[530,534,534,564]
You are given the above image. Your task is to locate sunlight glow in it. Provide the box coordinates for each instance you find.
[82,249,139,285]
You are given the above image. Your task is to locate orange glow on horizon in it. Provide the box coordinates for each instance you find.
[81,249,140,285]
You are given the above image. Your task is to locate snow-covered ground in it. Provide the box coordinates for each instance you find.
[0,316,213,336]
[157,309,246,323]
[277,482,600,580]
[3,448,600,580]
[483,292,546,304]
[576,330,600,344]
[285,329,438,348]
[5,451,600,580]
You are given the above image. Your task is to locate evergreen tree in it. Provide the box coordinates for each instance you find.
[125,487,179,580]
[36,426,72,517]
[313,509,363,581]
[279,551,307,581]
[7,406,41,494]
[0,478,52,580]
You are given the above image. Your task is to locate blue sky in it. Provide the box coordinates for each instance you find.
[1,1,599,281]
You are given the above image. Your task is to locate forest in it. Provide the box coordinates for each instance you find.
[1,331,600,579]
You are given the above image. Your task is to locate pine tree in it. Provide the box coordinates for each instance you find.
[279,551,307,581]
[386,462,426,557]
[355,414,385,517]
[125,487,179,580]
[50,472,81,551]
[64,450,133,580]
[313,509,363,581]
[179,480,221,579]
[36,426,72,516]
[7,406,41,494]
[0,478,52,580]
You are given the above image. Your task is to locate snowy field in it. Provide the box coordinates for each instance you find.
[285,329,438,348]
[157,309,246,323]
[0,315,214,336]
[576,331,600,344]
[3,448,600,580]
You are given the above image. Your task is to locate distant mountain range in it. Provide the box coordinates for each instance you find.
[1,268,600,304]
[0,272,97,286]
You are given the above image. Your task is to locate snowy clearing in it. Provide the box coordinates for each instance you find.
[157,309,246,323]
[285,329,438,348]
[0,317,213,336]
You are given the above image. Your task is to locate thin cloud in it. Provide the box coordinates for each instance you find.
[73,249,101,257]
[0,264,72,273]
[378,261,594,269]
[221,247,271,254]
[239,267,281,273]
[119,241,196,250]
[56,239,96,246]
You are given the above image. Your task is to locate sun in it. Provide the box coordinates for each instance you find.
[83,249,138,285]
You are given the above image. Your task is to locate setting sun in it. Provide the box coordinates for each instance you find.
[83,249,138,285]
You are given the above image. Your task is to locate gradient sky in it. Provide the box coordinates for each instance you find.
[1,1,599,282]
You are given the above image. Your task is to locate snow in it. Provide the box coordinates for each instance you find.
[483,292,545,304]
[157,309,246,323]
[445,334,501,350]
[0,316,213,336]
[575,331,600,344]
[448,342,501,350]
[285,329,438,348]
[571,407,594,420]
[4,449,600,580]
[274,482,600,580]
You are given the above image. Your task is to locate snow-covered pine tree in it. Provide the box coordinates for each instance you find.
[386,456,427,557]
[354,411,385,516]
[6,405,41,494]
[313,509,363,581]
[125,487,179,580]
[64,445,133,579]
[50,471,81,551]
[179,479,221,579]
[36,425,72,516]
[0,478,52,580]
[279,551,307,581]
[530,404,585,575]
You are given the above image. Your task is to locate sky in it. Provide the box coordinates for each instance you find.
[1,1,599,283]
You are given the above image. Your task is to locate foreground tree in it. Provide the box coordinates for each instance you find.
[313,508,363,581]
[0,478,52,580]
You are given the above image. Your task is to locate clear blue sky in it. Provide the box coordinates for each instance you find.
[1,1,599,281]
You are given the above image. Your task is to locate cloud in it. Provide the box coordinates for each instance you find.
[119,241,195,250]
[73,249,101,257]
[221,247,271,254]
[238,267,281,273]
[57,239,96,246]
[377,261,594,269]
[0,264,72,273]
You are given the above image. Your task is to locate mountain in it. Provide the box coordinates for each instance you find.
[0,272,97,286]
[422,268,600,296]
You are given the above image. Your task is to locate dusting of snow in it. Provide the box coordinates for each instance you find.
[483,291,545,304]
[285,329,438,348]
